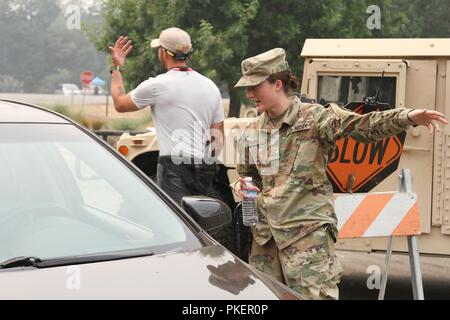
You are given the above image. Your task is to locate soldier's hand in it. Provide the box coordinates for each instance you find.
[108,36,133,67]
[408,109,448,133]
[231,177,260,199]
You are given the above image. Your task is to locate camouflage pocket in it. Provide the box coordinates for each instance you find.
[293,139,319,174]
[299,255,343,288]
[288,139,319,189]
[281,227,343,298]
[252,140,281,176]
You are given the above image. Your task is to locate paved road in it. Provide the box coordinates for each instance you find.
[0,93,109,106]
[338,250,450,300]
[0,93,231,109]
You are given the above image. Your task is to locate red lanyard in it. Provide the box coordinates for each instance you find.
[171,67,193,72]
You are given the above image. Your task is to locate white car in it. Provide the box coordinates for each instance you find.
[56,83,81,96]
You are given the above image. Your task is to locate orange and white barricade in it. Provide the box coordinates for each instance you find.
[333,169,424,300]
[335,192,420,239]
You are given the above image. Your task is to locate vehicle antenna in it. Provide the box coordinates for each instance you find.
[375,71,385,102]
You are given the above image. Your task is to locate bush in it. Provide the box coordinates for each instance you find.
[71,112,91,129]
[111,118,135,130]
[111,113,152,131]
[35,69,73,94]
[46,103,151,133]
[46,104,90,129]
[90,119,105,130]
[48,104,71,118]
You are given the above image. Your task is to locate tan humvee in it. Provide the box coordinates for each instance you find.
[117,38,450,256]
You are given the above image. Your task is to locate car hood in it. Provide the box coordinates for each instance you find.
[0,244,300,300]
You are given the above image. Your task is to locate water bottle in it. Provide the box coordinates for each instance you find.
[241,177,258,227]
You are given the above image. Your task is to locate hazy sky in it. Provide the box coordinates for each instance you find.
[60,0,102,9]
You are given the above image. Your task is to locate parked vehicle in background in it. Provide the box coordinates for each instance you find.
[116,38,450,258]
[300,38,450,255]
[55,83,81,96]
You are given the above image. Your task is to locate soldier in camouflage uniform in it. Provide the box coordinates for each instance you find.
[233,48,448,300]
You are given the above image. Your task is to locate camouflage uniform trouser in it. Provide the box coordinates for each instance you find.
[249,225,343,300]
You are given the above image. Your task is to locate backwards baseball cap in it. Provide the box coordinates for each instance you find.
[150,27,193,54]
[235,48,290,88]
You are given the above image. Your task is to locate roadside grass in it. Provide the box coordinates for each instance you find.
[48,103,72,118]
[45,103,152,132]
[90,119,106,130]
[110,113,152,131]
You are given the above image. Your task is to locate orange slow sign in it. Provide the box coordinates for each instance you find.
[326,102,406,193]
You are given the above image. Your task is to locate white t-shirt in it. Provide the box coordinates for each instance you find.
[130,69,224,158]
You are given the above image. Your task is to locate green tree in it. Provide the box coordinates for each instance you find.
[0,75,24,93]
[0,0,61,92]
[0,0,107,93]
[90,0,444,116]
[90,0,262,116]
[410,0,450,37]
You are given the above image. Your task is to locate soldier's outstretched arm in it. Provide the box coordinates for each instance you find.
[407,109,448,133]
[315,103,446,143]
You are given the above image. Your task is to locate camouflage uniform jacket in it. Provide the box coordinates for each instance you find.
[237,95,415,250]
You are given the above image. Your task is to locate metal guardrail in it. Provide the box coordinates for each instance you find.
[93,130,146,142]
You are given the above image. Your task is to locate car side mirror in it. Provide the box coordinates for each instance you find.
[181,196,232,234]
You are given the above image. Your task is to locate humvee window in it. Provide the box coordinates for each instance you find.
[318,76,397,107]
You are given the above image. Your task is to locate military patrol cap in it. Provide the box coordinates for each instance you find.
[235,48,290,88]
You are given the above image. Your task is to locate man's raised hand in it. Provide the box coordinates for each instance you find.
[109,36,133,67]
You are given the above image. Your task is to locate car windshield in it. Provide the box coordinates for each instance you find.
[0,123,202,263]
